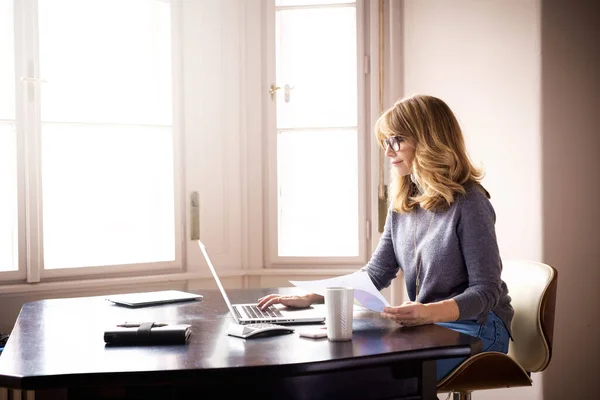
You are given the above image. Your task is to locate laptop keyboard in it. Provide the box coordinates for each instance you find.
[243,305,284,319]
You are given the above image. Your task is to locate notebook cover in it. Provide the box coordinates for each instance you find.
[104,324,192,346]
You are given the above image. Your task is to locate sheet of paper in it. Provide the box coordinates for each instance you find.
[290,270,390,312]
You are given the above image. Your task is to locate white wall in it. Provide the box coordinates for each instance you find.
[403,0,542,262]
[403,0,600,398]
[540,1,600,398]
[402,0,542,398]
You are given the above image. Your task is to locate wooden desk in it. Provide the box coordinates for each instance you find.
[0,288,481,400]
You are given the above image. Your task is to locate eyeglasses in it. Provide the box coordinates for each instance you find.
[381,136,406,152]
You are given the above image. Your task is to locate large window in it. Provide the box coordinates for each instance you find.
[0,0,18,275]
[267,0,367,265]
[0,0,182,281]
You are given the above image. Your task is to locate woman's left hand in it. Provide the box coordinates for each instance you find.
[381,301,433,326]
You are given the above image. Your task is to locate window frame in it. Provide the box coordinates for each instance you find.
[264,0,370,268]
[0,0,185,284]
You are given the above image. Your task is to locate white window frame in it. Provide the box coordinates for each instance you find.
[1,0,185,284]
[263,0,370,268]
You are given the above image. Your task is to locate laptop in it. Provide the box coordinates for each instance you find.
[106,290,203,308]
[198,240,325,325]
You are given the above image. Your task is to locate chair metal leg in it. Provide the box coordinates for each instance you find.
[450,392,471,400]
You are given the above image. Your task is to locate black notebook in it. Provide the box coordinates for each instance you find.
[104,323,192,346]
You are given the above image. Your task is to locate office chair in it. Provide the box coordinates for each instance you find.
[437,260,558,400]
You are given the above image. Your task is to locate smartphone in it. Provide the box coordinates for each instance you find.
[299,327,328,339]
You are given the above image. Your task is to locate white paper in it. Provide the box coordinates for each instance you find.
[290,270,391,312]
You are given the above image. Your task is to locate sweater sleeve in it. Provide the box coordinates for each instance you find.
[453,190,504,322]
[362,208,401,291]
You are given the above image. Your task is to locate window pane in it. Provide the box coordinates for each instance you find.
[41,124,175,269]
[0,0,17,272]
[276,6,357,129]
[35,0,175,270]
[277,129,358,257]
[0,0,15,119]
[0,123,18,272]
[37,0,171,125]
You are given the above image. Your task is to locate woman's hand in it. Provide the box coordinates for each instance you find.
[381,301,434,326]
[381,299,460,326]
[257,293,323,310]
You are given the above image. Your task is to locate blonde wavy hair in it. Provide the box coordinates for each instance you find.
[375,94,487,213]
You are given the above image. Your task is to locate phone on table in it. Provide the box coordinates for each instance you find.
[299,327,328,339]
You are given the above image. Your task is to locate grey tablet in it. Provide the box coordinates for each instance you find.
[106,290,203,307]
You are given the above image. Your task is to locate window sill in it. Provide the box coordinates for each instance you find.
[0,268,357,297]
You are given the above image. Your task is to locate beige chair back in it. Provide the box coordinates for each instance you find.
[501,260,558,372]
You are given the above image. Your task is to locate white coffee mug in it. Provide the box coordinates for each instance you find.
[324,286,354,341]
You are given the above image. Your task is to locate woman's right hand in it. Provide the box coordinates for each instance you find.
[257,293,323,310]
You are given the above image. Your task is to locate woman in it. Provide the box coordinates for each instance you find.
[258,94,514,381]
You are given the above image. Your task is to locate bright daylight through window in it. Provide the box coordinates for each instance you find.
[274,0,359,258]
[0,0,17,272]
[1,0,178,278]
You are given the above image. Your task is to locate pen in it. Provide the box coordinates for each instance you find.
[116,323,168,328]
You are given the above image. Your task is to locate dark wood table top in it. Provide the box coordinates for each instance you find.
[0,287,481,390]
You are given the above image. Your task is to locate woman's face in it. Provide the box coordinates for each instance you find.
[383,136,415,176]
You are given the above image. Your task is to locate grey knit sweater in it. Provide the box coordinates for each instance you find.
[363,184,514,335]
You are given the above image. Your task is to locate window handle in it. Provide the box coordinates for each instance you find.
[284,84,295,103]
[269,84,281,99]
[190,191,200,241]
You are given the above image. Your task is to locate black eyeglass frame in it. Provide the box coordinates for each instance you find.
[381,136,406,152]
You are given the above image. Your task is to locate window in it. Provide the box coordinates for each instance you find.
[0,0,182,282]
[266,0,368,265]
[0,0,17,274]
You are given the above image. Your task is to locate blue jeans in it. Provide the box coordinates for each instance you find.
[435,311,509,381]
